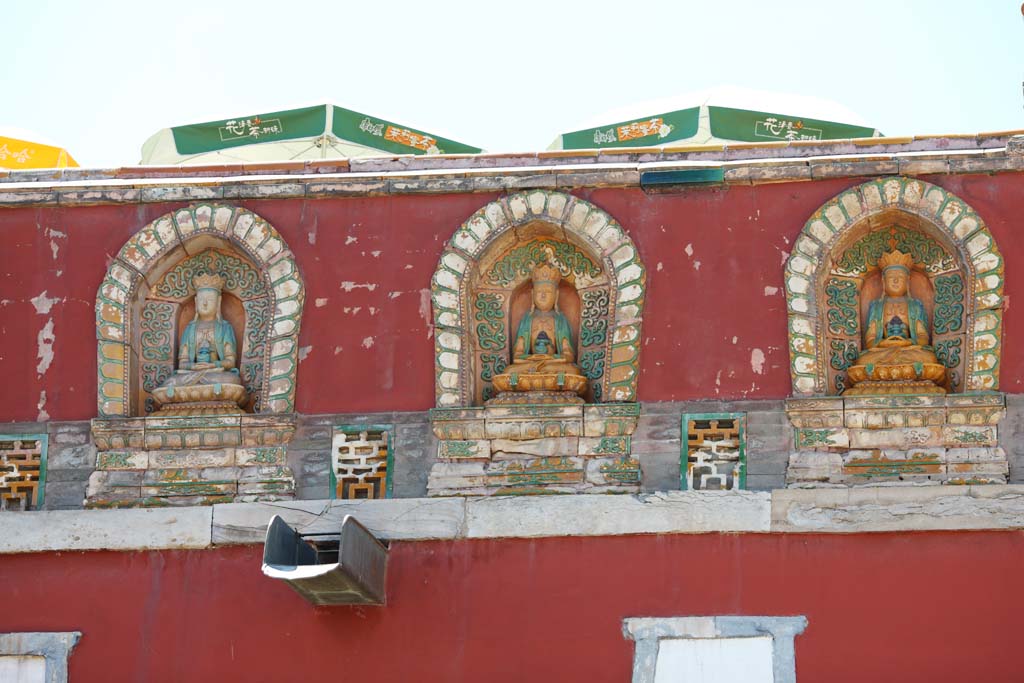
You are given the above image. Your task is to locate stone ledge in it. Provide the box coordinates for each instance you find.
[0,143,1022,207]
[0,506,212,553]
[5,486,1024,554]
[464,491,770,538]
[211,498,466,545]
[772,485,1024,533]
[1,131,1019,186]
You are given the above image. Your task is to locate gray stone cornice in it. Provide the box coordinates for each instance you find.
[0,133,1022,207]
[3,485,1024,554]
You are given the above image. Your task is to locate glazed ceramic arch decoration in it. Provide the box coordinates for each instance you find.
[784,177,1003,396]
[431,191,646,408]
[95,204,304,417]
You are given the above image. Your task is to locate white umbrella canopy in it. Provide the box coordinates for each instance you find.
[551,85,881,150]
[140,104,483,165]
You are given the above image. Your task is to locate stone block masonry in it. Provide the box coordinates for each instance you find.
[428,403,641,496]
[12,397,1016,510]
[786,394,1009,487]
[85,414,296,507]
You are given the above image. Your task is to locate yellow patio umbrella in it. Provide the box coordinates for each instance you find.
[0,127,78,169]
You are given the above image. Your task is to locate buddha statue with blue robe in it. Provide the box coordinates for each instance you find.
[491,261,588,399]
[845,249,947,395]
[151,273,249,414]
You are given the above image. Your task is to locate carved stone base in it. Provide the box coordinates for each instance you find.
[427,403,640,496]
[492,372,588,395]
[151,383,248,411]
[151,400,244,416]
[847,362,947,386]
[785,393,1007,487]
[843,380,946,396]
[86,414,296,508]
[486,391,584,406]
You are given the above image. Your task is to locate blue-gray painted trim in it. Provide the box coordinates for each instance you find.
[640,168,724,187]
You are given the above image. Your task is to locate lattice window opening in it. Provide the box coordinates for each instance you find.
[0,437,46,511]
[331,427,393,500]
[682,416,746,491]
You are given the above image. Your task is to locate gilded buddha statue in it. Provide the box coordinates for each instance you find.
[844,249,947,395]
[491,260,588,401]
[151,274,249,414]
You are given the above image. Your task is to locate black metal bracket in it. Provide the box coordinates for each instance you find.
[262,514,388,606]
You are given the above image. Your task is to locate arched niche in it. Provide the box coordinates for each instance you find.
[431,191,646,408]
[95,204,304,417]
[784,177,1003,396]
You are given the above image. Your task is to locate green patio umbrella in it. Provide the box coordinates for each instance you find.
[550,86,881,150]
[140,104,483,165]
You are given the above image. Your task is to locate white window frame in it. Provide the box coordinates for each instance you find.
[622,616,807,683]
[0,633,80,683]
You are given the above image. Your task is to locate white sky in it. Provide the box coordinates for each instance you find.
[4,0,1023,167]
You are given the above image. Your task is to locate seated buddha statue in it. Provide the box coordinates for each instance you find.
[491,261,588,400]
[844,249,947,395]
[151,273,249,414]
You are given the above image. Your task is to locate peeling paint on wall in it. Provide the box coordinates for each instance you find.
[36,390,48,422]
[30,291,60,315]
[45,227,66,261]
[298,346,313,362]
[361,337,374,349]
[750,348,766,375]
[36,319,55,376]
[419,288,433,339]
[315,298,328,307]
[764,286,779,296]
[340,282,378,292]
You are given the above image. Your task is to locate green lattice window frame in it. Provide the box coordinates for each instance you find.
[329,424,394,500]
[0,434,48,511]
[680,413,746,491]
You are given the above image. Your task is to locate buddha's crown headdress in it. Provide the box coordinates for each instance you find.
[878,249,914,273]
[531,261,562,286]
[193,273,226,292]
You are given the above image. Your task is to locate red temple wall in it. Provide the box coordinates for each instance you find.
[1,531,1021,682]
[1,173,1021,422]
